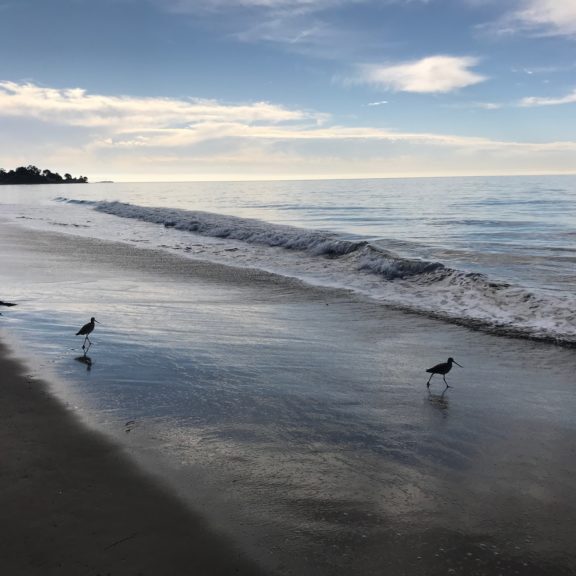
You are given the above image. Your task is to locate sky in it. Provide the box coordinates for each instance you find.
[0,0,575,181]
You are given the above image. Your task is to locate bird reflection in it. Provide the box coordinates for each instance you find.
[75,355,93,371]
[427,389,449,415]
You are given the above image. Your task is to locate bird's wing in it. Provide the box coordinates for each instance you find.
[426,362,443,373]
[76,323,89,335]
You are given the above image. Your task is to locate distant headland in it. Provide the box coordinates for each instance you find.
[0,165,88,185]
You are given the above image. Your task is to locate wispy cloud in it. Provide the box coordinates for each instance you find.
[233,16,334,48]
[482,0,576,38]
[3,80,574,152]
[512,62,576,75]
[519,88,576,107]
[351,55,486,93]
[0,81,323,128]
[2,81,576,180]
[150,0,425,57]
[164,0,327,11]
[447,100,503,110]
[161,0,370,15]
[90,122,576,157]
[474,101,501,109]
[513,0,576,36]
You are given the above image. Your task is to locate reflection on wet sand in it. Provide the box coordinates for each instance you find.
[75,354,93,371]
[427,389,449,416]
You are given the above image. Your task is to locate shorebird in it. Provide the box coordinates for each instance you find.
[426,357,462,389]
[76,317,99,351]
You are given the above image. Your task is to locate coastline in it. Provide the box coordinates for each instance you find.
[0,340,266,575]
[1,220,576,575]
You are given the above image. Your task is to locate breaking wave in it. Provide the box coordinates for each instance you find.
[60,198,365,257]
[57,198,576,345]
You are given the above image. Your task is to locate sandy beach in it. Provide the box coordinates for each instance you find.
[0,339,267,575]
[2,220,576,575]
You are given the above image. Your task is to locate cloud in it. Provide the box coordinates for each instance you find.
[150,0,428,57]
[2,81,574,154]
[92,120,576,157]
[519,88,576,107]
[2,80,576,180]
[482,0,576,38]
[233,16,334,48]
[159,0,433,14]
[367,100,389,106]
[446,101,503,110]
[513,0,576,36]
[353,56,487,93]
[474,102,501,109]
[0,81,323,129]
[161,0,367,15]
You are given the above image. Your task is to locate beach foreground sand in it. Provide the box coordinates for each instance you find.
[0,341,265,576]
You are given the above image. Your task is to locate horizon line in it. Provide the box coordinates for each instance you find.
[88,171,576,184]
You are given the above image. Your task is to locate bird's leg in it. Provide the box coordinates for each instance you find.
[82,335,91,350]
[443,375,451,388]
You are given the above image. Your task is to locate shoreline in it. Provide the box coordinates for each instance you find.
[2,221,576,575]
[0,339,266,575]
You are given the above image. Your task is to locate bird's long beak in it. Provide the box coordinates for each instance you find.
[454,360,463,367]
[95,319,100,323]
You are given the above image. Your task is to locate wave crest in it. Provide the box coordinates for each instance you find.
[56,198,576,345]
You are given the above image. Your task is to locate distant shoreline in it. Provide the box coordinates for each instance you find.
[0,165,88,185]
[0,182,89,185]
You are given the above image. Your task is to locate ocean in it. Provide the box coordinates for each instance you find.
[2,174,575,343]
[1,175,576,575]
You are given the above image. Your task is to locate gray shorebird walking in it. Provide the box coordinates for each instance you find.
[76,317,99,352]
[426,357,462,389]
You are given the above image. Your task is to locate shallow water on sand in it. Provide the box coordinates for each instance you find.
[2,222,576,575]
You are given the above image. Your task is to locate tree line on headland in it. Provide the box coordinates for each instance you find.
[0,165,88,185]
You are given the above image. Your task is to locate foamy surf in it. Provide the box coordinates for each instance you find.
[57,198,576,345]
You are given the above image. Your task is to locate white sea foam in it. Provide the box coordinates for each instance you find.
[57,198,576,345]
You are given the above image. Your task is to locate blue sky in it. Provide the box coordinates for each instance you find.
[1,0,575,180]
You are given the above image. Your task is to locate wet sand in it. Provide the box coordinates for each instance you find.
[0,340,267,575]
[2,221,576,575]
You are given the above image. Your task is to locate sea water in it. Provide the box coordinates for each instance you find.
[2,174,575,343]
